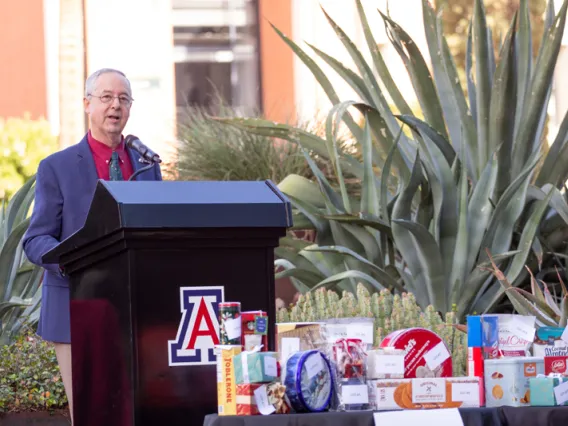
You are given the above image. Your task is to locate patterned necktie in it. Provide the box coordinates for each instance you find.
[109,151,123,181]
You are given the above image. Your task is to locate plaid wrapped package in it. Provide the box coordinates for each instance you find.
[235,382,291,416]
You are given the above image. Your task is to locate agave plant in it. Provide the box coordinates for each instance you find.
[0,177,42,345]
[221,0,568,321]
[485,253,568,327]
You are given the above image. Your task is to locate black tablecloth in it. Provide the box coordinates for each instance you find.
[204,406,568,426]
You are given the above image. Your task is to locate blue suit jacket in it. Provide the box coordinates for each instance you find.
[23,134,162,342]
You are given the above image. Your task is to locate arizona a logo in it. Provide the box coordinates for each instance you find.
[168,286,224,366]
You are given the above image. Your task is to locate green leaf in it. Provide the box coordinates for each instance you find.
[355,0,412,116]
[380,9,448,141]
[507,287,559,322]
[305,245,404,292]
[449,153,469,306]
[360,116,380,217]
[391,151,430,307]
[536,108,568,188]
[3,177,35,238]
[514,0,532,136]
[436,15,478,180]
[320,7,402,141]
[466,154,498,274]
[419,132,458,276]
[458,251,520,318]
[513,0,568,174]
[480,151,540,261]
[269,22,363,140]
[506,188,554,283]
[380,130,403,224]
[473,0,492,173]
[322,213,391,236]
[421,0,461,148]
[310,270,386,293]
[396,115,455,167]
[308,44,373,104]
[393,219,447,312]
[325,101,357,214]
[0,218,30,302]
[278,174,326,209]
[489,14,518,198]
[466,21,477,127]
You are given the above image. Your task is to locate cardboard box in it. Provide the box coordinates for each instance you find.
[369,377,480,410]
[236,383,262,415]
[545,356,568,375]
[276,322,323,363]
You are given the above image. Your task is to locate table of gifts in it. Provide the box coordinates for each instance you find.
[208,304,568,426]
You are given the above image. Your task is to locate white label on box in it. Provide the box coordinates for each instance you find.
[280,338,300,363]
[561,327,568,344]
[374,385,397,409]
[264,356,277,377]
[305,353,324,379]
[341,384,369,405]
[424,341,451,370]
[374,408,464,426]
[412,378,446,403]
[554,380,568,405]
[324,323,374,345]
[375,354,405,375]
[510,318,536,342]
[224,318,241,340]
[254,385,276,415]
[451,382,479,403]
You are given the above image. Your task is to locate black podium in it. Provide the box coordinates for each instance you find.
[43,180,292,426]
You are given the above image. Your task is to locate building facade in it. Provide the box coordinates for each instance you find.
[1,0,567,163]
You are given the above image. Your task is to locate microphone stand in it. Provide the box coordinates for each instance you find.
[129,161,157,181]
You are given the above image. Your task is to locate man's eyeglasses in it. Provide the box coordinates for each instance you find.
[88,94,133,106]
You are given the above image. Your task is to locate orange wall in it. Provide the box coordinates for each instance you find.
[258,0,295,123]
[0,0,47,119]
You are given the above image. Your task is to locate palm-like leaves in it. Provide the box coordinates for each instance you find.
[223,0,568,321]
[0,177,42,345]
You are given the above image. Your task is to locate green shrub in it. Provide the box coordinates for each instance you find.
[0,114,58,200]
[0,327,67,413]
[173,100,356,186]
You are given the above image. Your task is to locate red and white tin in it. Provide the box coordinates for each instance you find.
[379,328,453,378]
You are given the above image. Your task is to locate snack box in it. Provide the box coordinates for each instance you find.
[545,356,568,375]
[528,377,568,407]
[369,377,480,410]
[276,322,324,363]
[484,357,544,407]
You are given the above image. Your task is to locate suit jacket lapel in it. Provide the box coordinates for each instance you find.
[127,148,150,181]
[76,135,99,196]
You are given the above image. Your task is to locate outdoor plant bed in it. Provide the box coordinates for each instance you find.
[0,409,70,426]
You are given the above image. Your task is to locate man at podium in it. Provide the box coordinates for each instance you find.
[22,68,162,422]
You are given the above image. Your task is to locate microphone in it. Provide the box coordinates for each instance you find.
[125,134,162,164]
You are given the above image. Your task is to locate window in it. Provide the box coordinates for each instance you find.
[172,0,261,116]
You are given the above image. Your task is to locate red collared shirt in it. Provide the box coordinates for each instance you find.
[87,131,134,181]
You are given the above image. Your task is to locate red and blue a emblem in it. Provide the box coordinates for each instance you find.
[168,286,224,366]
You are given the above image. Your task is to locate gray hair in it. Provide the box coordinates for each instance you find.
[84,68,132,97]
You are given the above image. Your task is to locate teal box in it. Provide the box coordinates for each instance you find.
[233,351,279,384]
[530,377,568,406]
[530,378,555,406]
